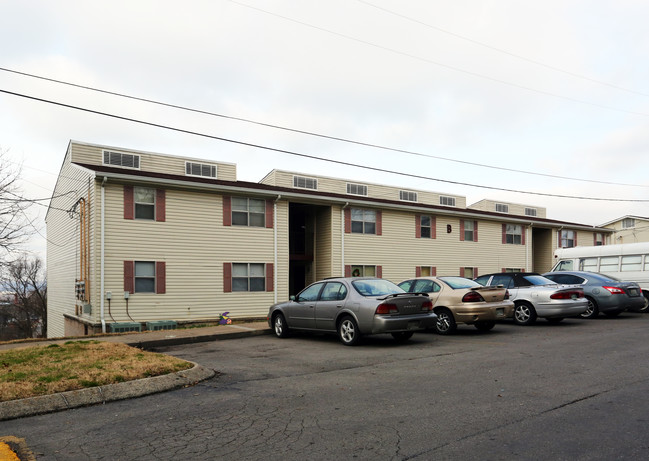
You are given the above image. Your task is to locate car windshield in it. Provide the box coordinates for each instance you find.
[352,279,404,297]
[438,277,481,289]
[523,275,556,286]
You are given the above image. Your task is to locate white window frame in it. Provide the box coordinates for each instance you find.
[134,186,155,220]
[505,224,523,245]
[440,196,456,207]
[464,220,475,241]
[399,190,418,202]
[103,150,140,170]
[420,215,432,239]
[351,208,376,234]
[350,265,377,277]
[525,207,537,217]
[185,161,217,178]
[232,263,266,292]
[134,261,156,293]
[293,175,318,190]
[496,203,509,213]
[622,218,636,229]
[560,230,576,248]
[346,183,368,196]
[231,197,266,227]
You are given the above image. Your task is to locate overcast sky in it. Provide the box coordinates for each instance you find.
[1,0,649,261]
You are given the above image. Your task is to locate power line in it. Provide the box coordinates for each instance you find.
[1,66,647,189]
[228,0,649,118]
[2,87,648,203]
[356,0,649,98]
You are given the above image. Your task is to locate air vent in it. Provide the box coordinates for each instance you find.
[110,322,142,333]
[186,162,217,178]
[146,320,178,331]
[103,151,140,169]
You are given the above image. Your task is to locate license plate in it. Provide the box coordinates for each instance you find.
[408,321,420,330]
[629,288,638,296]
[496,308,504,317]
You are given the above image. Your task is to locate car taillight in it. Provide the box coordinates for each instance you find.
[504,290,510,300]
[462,291,485,303]
[603,286,625,295]
[375,303,398,315]
[550,290,584,299]
[422,300,433,312]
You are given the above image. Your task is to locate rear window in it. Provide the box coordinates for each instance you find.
[352,279,403,297]
[521,275,555,286]
[438,277,481,289]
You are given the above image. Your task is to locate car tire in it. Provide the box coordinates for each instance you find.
[338,316,361,346]
[513,302,537,326]
[637,293,649,313]
[272,313,290,338]
[581,297,599,319]
[546,317,564,324]
[474,321,495,331]
[391,331,414,342]
[434,308,457,335]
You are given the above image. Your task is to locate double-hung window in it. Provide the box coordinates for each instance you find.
[135,261,156,293]
[560,230,576,248]
[134,187,155,220]
[351,208,376,234]
[232,197,265,227]
[420,215,432,238]
[505,224,523,244]
[463,220,477,241]
[232,263,266,292]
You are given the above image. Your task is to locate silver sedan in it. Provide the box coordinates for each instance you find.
[267,277,437,345]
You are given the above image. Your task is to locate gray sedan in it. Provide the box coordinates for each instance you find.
[542,271,645,318]
[267,277,437,345]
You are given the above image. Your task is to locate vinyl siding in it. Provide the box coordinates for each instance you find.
[603,219,649,244]
[100,183,279,322]
[70,141,237,181]
[266,170,467,208]
[343,209,528,283]
[46,151,96,337]
[468,199,547,219]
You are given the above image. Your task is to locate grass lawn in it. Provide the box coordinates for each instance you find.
[0,340,193,402]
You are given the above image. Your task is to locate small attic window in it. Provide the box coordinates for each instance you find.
[399,190,418,202]
[103,151,140,169]
[186,162,217,178]
[293,175,318,190]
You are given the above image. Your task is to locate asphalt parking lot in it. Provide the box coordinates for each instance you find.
[2,314,649,460]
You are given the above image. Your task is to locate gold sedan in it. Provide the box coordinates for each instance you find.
[398,276,514,334]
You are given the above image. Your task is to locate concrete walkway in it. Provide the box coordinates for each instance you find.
[0,321,272,421]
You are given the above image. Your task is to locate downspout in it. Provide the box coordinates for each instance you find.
[274,195,281,304]
[527,222,533,272]
[100,177,107,333]
[342,202,349,276]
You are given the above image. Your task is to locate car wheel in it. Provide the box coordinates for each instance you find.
[391,331,414,342]
[581,297,599,319]
[513,302,537,326]
[637,293,649,313]
[272,313,290,338]
[338,316,361,346]
[474,321,495,331]
[434,308,457,335]
[546,317,564,324]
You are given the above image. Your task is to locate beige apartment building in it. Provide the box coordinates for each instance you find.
[46,141,611,338]
[600,216,649,245]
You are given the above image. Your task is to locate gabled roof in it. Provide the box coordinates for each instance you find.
[599,215,649,227]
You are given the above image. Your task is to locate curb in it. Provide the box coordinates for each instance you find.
[0,362,215,422]
[125,326,272,349]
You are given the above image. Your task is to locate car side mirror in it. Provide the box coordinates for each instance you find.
[290,295,296,301]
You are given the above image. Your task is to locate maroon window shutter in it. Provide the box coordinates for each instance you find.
[416,266,421,277]
[522,226,526,245]
[376,210,382,236]
[432,216,437,239]
[124,185,134,220]
[574,232,577,247]
[474,267,478,278]
[155,189,166,222]
[124,261,134,293]
[521,268,525,273]
[593,233,597,246]
[415,215,421,238]
[156,261,166,294]
[377,265,383,278]
[223,196,232,226]
[266,263,274,291]
[265,200,274,229]
[502,224,507,244]
[460,220,465,241]
[431,267,437,276]
[223,263,232,293]
[460,267,465,277]
[344,208,351,233]
[474,221,478,242]
[502,268,506,273]
[345,265,352,277]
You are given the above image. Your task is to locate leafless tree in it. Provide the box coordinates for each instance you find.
[0,148,32,266]
[2,255,47,338]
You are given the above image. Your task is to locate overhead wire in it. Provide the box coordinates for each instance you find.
[1,66,647,189]
[1,87,647,203]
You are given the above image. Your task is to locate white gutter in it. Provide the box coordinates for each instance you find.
[273,195,281,303]
[342,202,349,276]
[100,177,107,333]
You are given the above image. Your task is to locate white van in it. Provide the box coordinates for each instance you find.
[551,242,649,311]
